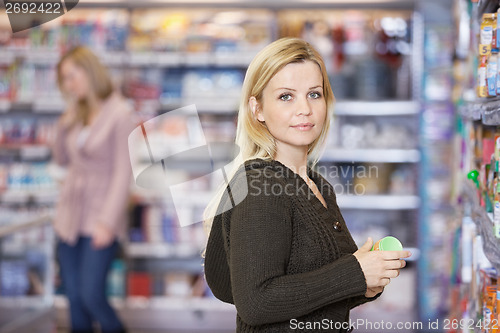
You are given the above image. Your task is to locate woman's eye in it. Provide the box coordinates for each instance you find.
[279,94,292,101]
[309,91,322,99]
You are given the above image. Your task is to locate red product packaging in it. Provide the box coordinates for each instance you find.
[127,272,151,297]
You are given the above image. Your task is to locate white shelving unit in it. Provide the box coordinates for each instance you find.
[54,294,236,332]
[322,148,421,163]
[336,194,420,210]
[0,190,58,206]
[0,214,55,333]
[126,242,202,259]
[334,100,420,116]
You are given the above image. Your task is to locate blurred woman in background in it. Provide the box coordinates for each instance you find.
[52,46,136,333]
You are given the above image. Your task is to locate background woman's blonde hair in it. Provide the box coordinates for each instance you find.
[56,46,114,126]
[202,37,335,253]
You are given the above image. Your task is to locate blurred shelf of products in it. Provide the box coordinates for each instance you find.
[0,0,465,332]
[445,0,500,333]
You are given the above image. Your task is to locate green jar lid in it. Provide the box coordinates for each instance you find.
[372,236,403,251]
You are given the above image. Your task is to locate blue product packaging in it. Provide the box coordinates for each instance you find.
[488,55,498,96]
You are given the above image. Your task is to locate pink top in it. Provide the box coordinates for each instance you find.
[51,92,138,245]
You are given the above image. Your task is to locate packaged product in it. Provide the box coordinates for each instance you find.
[371,236,403,251]
[494,14,498,52]
[497,8,500,49]
[481,13,496,56]
[479,55,488,97]
[496,53,500,94]
[494,183,500,238]
[488,55,498,96]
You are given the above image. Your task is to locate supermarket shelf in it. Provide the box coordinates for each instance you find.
[0,190,58,205]
[32,99,65,113]
[0,49,254,68]
[0,99,421,116]
[133,190,420,210]
[2,49,128,67]
[477,0,498,20]
[462,179,500,273]
[131,51,254,68]
[459,97,500,125]
[0,101,64,114]
[56,294,233,311]
[55,295,236,331]
[334,100,420,116]
[161,98,240,114]
[55,294,233,310]
[126,242,202,258]
[321,148,420,163]
[336,194,420,210]
[0,214,52,238]
[0,307,53,333]
[79,0,416,9]
[0,296,49,308]
[0,144,52,160]
[0,101,11,113]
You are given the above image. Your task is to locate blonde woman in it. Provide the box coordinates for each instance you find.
[52,46,136,333]
[203,38,411,332]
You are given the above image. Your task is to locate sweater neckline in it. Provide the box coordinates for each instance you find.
[245,157,331,212]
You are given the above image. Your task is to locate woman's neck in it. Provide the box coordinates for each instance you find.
[86,93,101,113]
[274,143,309,180]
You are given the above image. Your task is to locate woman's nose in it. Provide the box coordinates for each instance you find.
[296,97,313,116]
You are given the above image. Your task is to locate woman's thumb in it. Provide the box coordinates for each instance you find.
[360,237,374,252]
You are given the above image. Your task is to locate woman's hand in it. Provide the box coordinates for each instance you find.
[365,287,384,298]
[353,237,411,290]
[92,223,114,249]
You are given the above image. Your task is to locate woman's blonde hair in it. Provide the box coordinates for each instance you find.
[56,46,114,126]
[202,37,335,250]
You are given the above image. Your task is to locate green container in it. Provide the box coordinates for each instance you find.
[371,236,403,251]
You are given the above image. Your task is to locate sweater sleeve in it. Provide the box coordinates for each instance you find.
[349,290,383,309]
[97,108,137,232]
[225,172,368,326]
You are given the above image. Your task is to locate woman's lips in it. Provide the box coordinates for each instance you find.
[291,123,314,131]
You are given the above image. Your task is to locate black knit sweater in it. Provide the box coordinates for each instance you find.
[204,158,381,332]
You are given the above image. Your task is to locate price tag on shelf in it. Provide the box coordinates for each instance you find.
[480,44,492,56]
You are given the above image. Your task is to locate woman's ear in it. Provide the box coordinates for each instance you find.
[249,96,265,122]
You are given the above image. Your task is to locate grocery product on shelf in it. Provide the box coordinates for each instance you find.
[448,2,500,330]
[480,13,496,56]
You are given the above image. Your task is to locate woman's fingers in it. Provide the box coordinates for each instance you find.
[380,278,391,287]
[384,259,406,270]
[381,250,412,260]
[386,269,400,279]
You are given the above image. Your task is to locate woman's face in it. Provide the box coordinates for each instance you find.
[251,60,327,155]
[59,59,91,101]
